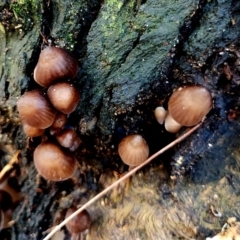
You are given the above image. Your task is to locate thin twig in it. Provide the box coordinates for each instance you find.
[40,32,48,45]
[0,150,20,183]
[43,123,202,240]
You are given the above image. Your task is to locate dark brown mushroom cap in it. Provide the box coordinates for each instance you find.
[49,112,68,136]
[33,46,78,87]
[17,89,57,129]
[168,85,213,126]
[47,82,80,114]
[65,207,91,234]
[33,141,77,181]
[56,128,82,151]
[118,134,149,166]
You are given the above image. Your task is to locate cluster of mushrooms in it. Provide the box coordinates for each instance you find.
[16,44,213,238]
[118,85,213,167]
[17,46,82,182]
[17,45,93,236]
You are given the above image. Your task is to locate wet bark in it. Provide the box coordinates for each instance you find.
[0,0,240,239]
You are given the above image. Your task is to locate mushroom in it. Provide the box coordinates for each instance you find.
[22,122,45,137]
[49,112,68,136]
[165,85,213,133]
[56,128,82,152]
[33,141,77,181]
[34,46,78,87]
[118,134,149,166]
[154,106,167,124]
[17,89,57,129]
[164,113,182,133]
[65,207,91,235]
[47,82,80,114]
[0,190,15,230]
[0,151,22,231]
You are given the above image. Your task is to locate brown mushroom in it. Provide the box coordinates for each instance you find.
[65,207,91,234]
[165,85,212,132]
[47,82,80,114]
[56,128,82,151]
[33,46,78,87]
[118,134,149,166]
[22,122,45,137]
[164,113,182,133]
[17,89,57,129]
[33,141,77,181]
[49,112,68,136]
[154,106,167,124]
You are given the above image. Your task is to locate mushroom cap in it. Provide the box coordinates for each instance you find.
[168,85,212,126]
[22,122,45,137]
[33,141,77,181]
[118,134,149,166]
[47,82,80,114]
[49,112,68,136]
[154,106,167,124]
[65,207,91,234]
[56,128,82,152]
[17,89,57,129]
[34,46,78,87]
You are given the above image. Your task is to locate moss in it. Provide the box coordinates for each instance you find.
[52,1,80,50]
[50,0,100,50]
[10,0,41,31]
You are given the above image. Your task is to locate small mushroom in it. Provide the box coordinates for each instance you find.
[34,46,78,87]
[0,176,22,205]
[49,112,68,136]
[17,89,57,129]
[0,151,22,231]
[118,134,149,166]
[56,128,82,151]
[164,113,182,133]
[33,141,77,181]
[165,85,212,133]
[22,122,45,137]
[154,106,167,124]
[47,82,80,114]
[65,207,91,235]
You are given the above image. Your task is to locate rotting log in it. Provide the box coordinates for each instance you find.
[0,0,240,239]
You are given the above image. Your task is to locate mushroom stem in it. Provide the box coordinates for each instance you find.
[164,112,182,133]
[43,122,202,240]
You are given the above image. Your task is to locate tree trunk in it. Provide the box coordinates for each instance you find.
[0,0,240,239]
